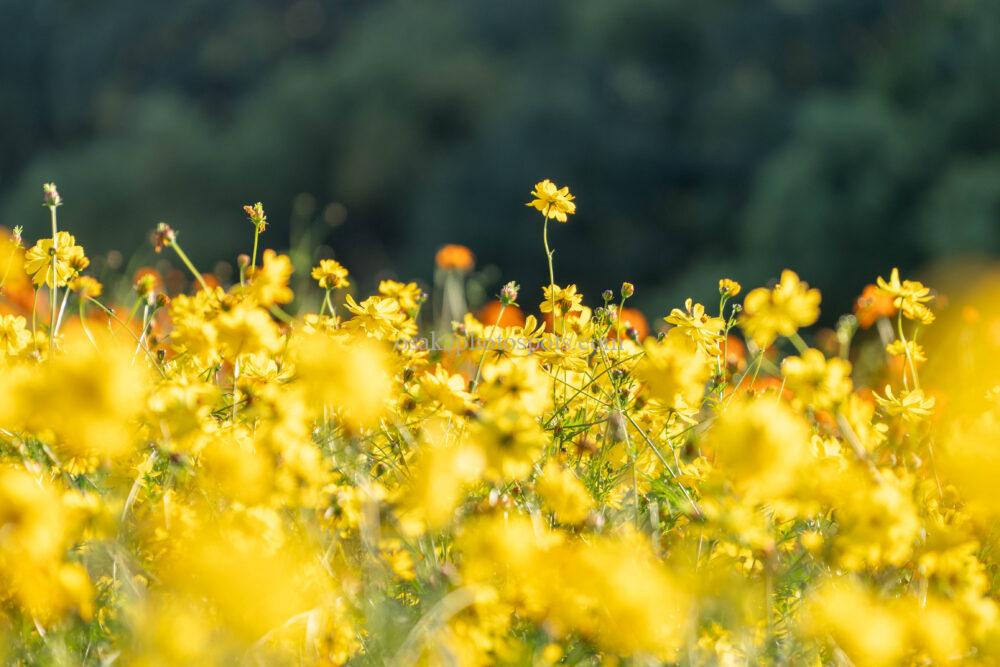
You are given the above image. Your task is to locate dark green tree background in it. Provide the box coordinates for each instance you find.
[2,0,998,316]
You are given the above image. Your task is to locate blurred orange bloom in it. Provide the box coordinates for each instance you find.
[854,284,896,329]
[608,307,649,341]
[435,244,475,271]
[478,300,526,328]
[724,335,746,370]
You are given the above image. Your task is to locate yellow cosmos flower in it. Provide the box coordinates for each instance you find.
[527,179,576,222]
[292,331,394,431]
[245,249,293,306]
[874,385,935,422]
[704,399,812,501]
[343,294,408,341]
[214,304,283,357]
[885,339,926,363]
[635,328,712,411]
[68,275,103,298]
[536,461,594,524]
[664,298,725,354]
[876,268,934,323]
[739,270,821,348]
[420,364,474,414]
[0,314,31,357]
[802,578,908,666]
[780,348,853,410]
[473,407,547,480]
[378,279,423,313]
[399,431,484,534]
[311,258,350,290]
[539,283,583,316]
[23,231,84,288]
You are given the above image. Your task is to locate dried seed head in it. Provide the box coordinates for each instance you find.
[243,202,267,233]
[152,223,175,253]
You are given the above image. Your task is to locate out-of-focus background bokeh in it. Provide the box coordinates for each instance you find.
[3,0,999,317]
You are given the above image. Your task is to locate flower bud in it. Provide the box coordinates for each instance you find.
[621,282,635,299]
[42,182,62,208]
[500,281,520,306]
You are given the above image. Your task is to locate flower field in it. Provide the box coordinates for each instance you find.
[1,181,999,665]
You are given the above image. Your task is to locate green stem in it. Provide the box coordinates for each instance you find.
[232,357,240,423]
[49,206,58,331]
[471,303,506,392]
[87,297,166,378]
[788,331,809,354]
[169,241,210,292]
[251,226,261,269]
[616,296,628,341]
[79,299,97,348]
[896,311,920,391]
[542,212,556,330]
[269,304,293,323]
[0,245,18,292]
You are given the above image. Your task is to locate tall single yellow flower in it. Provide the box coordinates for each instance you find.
[311,259,350,290]
[527,179,576,222]
[539,283,583,316]
[23,231,83,288]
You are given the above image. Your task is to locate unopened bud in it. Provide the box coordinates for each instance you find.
[620,282,635,299]
[602,289,614,303]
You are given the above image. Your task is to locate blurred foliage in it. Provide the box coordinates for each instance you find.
[2,0,999,316]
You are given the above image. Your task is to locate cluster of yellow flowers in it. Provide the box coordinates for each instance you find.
[0,180,998,665]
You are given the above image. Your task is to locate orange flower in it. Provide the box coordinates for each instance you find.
[722,375,790,402]
[750,376,792,400]
[609,307,649,341]
[478,300,526,328]
[198,274,222,292]
[854,284,896,329]
[435,244,475,272]
[724,335,746,370]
